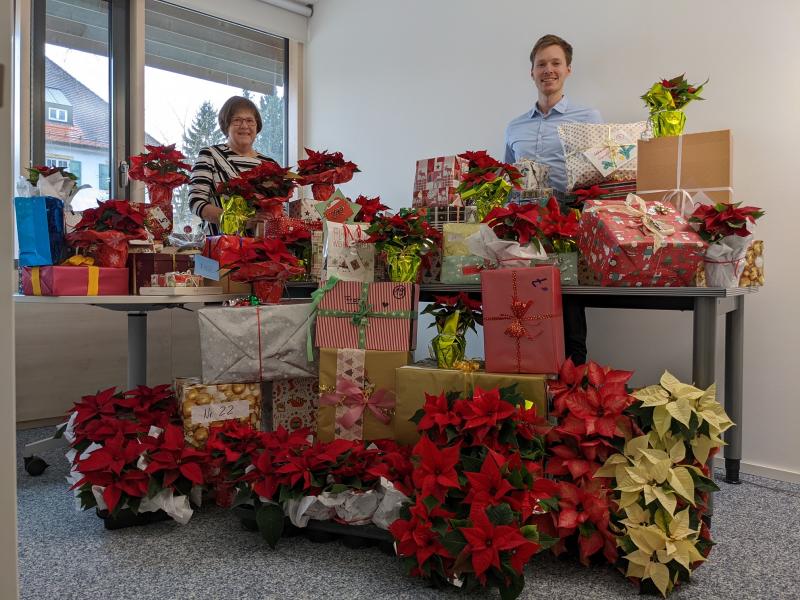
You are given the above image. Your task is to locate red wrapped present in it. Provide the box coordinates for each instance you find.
[132,202,173,243]
[577,196,707,287]
[314,280,419,351]
[22,262,128,296]
[481,266,564,374]
[412,155,470,208]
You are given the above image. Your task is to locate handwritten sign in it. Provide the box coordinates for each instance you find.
[190,400,250,425]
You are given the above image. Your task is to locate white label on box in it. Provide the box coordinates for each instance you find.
[190,400,250,425]
[582,129,637,177]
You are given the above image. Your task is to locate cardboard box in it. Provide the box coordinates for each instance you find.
[317,348,411,442]
[394,364,548,445]
[21,265,128,296]
[128,252,193,295]
[637,129,733,205]
[481,265,564,374]
[315,281,419,352]
[180,382,262,447]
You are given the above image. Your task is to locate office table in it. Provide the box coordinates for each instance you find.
[287,282,757,485]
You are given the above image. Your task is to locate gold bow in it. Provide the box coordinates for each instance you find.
[587,194,676,252]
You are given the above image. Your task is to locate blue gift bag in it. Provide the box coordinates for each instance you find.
[14,196,65,266]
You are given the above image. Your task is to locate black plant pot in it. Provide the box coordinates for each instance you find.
[96,508,171,530]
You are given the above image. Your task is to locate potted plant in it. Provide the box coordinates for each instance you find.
[456,150,523,221]
[297,148,360,201]
[366,208,440,282]
[641,74,708,137]
[535,197,581,284]
[422,292,483,369]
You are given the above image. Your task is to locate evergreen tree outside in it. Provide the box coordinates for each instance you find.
[181,100,225,163]
[254,93,285,164]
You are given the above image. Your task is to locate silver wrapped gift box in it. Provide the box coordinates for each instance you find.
[198,301,317,384]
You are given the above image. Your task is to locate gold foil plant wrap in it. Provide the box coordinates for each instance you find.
[650,110,687,137]
[641,75,707,138]
[220,195,255,235]
[430,310,467,369]
[463,178,512,222]
[385,243,422,283]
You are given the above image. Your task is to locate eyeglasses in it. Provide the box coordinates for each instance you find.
[231,117,257,127]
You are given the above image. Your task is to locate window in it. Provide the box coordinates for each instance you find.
[98,163,109,191]
[144,0,288,221]
[45,157,69,168]
[47,106,69,122]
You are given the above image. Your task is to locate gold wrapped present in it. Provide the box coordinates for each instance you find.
[394,364,548,445]
[180,382,262,447]
[317,348,411,442]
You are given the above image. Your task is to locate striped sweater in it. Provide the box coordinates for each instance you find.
[188,144,276,235]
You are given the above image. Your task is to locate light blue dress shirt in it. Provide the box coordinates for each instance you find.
[504,96,602,192]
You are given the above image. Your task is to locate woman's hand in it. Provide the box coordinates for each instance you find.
[201,204,224,225]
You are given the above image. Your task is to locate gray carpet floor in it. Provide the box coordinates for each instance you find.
[15,426,800,600]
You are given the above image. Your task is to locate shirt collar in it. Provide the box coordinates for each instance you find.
[530,95,569,118]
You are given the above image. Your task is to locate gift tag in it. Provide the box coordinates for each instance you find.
[315,188,361,223]
[582,129,637,177]
[194,255,220,280]
[190,400,250,425]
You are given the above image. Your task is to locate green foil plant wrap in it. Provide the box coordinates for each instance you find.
[462,178,512,222]
[456,150,523,221]
[430,310,466,369]
[641,74,707,138]
[220,195,255,235]
[422,291,483,369]
[385,243,422,282]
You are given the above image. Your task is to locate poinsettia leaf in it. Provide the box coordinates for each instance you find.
[689,468,720,493]
[409,408,425,425]
[498,573,525,600]
[486,503,515,526]
[668,468,696,505]
[440,529,467,557]
[649,561,671,597]
[255,503,285,549]
[422,495,440,513]
[179,462,204,485]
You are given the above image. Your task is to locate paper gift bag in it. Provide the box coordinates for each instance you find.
[14,196,65,266]
[314,280,419,351]
[558,122,647,191]
[412,155,470,208]
[271,377,319,432]
[636,129,733,208]
[577,197,706,287]
[198,302,317,384]
[180,382,262,447]
[317,348,410,442]
[394,364,548,445]
[481,265,564,374]
[21,265,129,296]
[323,221,375,282]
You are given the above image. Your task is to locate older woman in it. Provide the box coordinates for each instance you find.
[188,95,276,235]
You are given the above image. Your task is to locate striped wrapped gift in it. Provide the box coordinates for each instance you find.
[314,280,419,352]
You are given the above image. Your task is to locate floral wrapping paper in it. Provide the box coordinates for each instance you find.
[412,155,470,208]
[577,198,706,287]
[317,348,410,442]
[315,280,419,351]
[558,122,647,191]
[271,377,319,432]
[481,265,564,375]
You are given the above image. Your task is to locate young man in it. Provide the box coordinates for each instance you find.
[504,34,602,365]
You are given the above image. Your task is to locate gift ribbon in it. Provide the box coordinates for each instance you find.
[635,134,734,215]
[306,276,343,361]
[309,280,417,359]
[319,376,395,434]
[565,124,636,176]
[584,194,676,253]
[484,270,556,373]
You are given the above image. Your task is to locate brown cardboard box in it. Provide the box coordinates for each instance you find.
[637,130,733,205]
[209,269,252,295]
[128,252,194,294]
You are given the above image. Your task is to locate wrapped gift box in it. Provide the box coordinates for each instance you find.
[128,252,193,294]
[412,155,470,208]
[270,377,319,432]
[558,121,647,191]
[317,348,410,442]
[323,222,375,282]
[481,265,564,374]
[315,280,419,351]
[577,198,706,287]
[198,301,317,384]
[21,265,128,296]
[440,255,483,284]
[14,196,65,267]
[180,382,262,447]
[637,130,732,206]
[288,198,322,221]
[132,202,172,243]
[443,223,481,257]
[394,364,548,445]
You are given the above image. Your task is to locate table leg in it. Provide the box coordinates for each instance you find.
[128,312,148,388]
[693,297,718,517]
[723,296,744,484]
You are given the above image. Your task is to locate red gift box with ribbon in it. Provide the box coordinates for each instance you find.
[21,259,129,296]
[481,265,564,374]
[577,197,706,287]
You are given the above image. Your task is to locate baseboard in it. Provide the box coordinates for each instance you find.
[714,457,800,484]
[16,416,64,430]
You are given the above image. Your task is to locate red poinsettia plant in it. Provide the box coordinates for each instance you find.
[297,148,360,201]
[219,237,304,283]
[217,161,299,216]
[66,199,148,267]
[392,385,554,599]
[421,292,483,335]
[365,207,440,254]
[128,144,191,206]
[26,164,78,185]
[353,194,389,223]
[456,150,523,193]
[689,202,765,243]
[482,202,544,249]
[536,197,580,253]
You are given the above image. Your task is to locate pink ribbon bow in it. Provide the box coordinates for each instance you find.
[320,376,395,431]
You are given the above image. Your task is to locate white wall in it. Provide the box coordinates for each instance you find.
[305,0,799,479]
